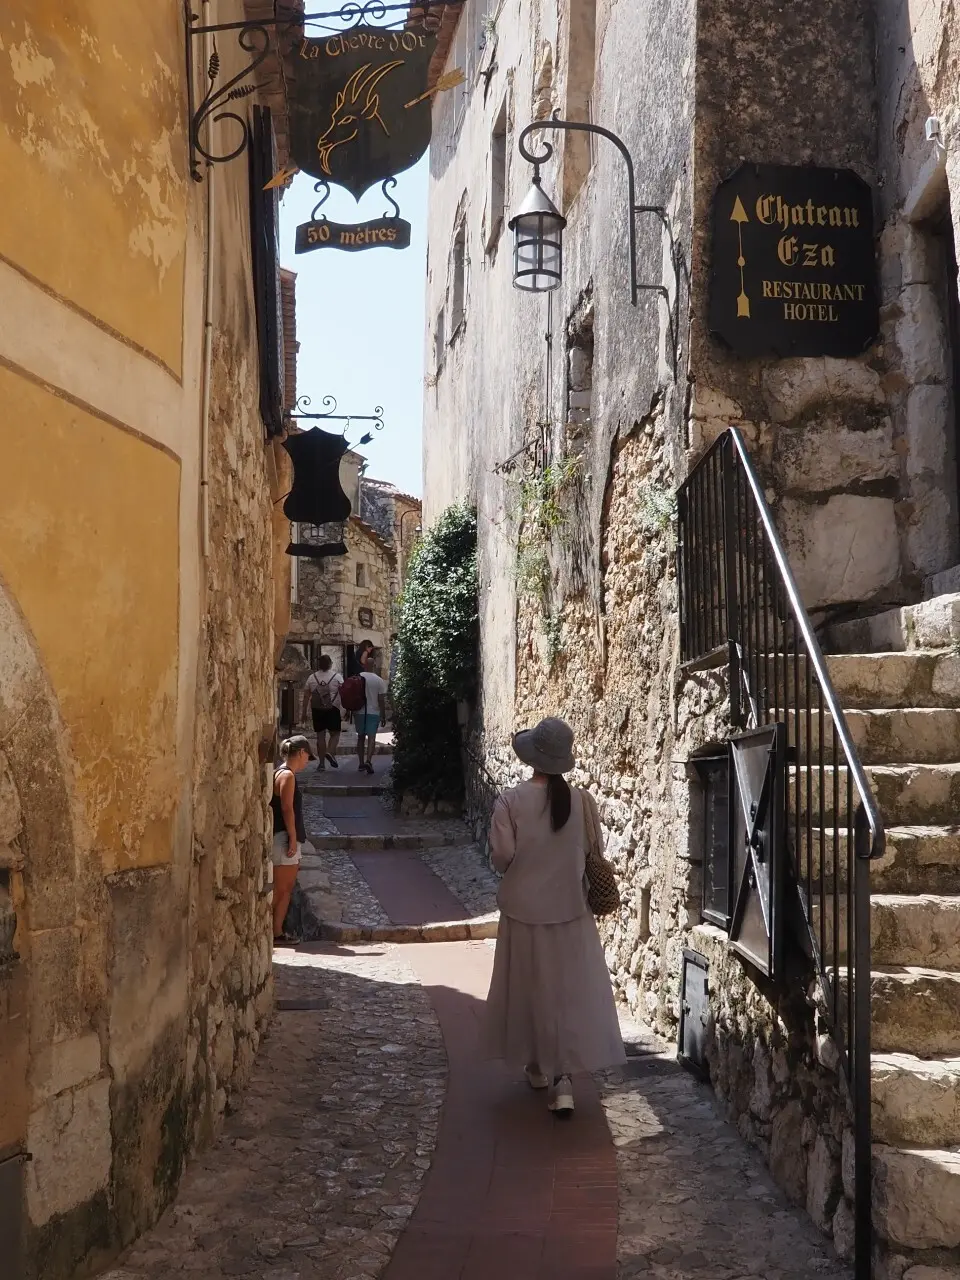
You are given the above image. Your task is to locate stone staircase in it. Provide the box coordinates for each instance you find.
[823,593,960,1256]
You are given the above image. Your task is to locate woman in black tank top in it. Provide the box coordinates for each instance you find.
[271,735,314,945]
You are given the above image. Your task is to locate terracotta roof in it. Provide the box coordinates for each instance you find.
[348,514,398,561]
[362,477,423,507]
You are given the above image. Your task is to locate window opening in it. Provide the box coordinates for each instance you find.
[356,562,365,587]
[692,752,731,929]
[434,306,446,370]
[451,221,467,336]
[566,306,594,433]
[488,96,508,252]
[561,0,597,208]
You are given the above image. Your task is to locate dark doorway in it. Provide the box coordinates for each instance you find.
[929,206,960,505]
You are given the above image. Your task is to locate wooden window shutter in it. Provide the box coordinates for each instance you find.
[249,105,285,438]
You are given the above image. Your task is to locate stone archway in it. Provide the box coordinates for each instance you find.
[0,575,104,1278]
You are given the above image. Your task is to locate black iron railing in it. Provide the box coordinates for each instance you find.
[677,427,883,1280]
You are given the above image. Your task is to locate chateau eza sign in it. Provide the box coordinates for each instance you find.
[289,28,437,198]
[709,164,878,358]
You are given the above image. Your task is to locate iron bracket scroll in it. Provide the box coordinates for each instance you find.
[185,0,462,182]
[517,118,675,310]
[288,395,384,431]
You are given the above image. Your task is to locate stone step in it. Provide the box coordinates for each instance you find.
[825,651,960,709]
[807,825,960,894]
[872,1052,960,1146]
[300,782,385,797]
[869,967,960,1055]
[811,895,960,967]
[794,762,960,826]
[826,592,960,655]
[308,833,459,851]
[872,1143,960,1250]
[784,707,960,764]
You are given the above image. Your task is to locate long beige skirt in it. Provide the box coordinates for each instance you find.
[481,911,626,1083]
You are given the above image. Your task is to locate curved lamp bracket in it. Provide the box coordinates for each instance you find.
[516,118,673,312]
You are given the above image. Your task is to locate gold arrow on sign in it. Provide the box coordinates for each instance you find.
[404,67,466,109]
[731,196,750,318]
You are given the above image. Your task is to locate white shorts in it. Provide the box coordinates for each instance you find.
[271,832,314,867]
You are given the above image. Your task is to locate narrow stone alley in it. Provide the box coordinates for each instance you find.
[100,760,852,1280]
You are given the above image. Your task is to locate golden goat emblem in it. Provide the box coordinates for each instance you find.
[317,61,404,176]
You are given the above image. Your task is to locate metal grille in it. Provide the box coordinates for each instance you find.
[677,427,883,1280]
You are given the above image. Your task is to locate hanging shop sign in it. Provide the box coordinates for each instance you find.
[288,28,437,198]
[282,428,352,525]
[296,215,411,253]
[708,163,878,358]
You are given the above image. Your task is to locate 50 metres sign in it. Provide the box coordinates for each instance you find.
[295,216,411,253]
[709,163,878,357]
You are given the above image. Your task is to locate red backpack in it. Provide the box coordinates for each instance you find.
[338,673,366,712]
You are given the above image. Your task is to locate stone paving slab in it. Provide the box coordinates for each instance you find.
[311,833,459,851]
[300,850,390,929]
[304,915,499,945]
[597,1013,852,1280]
[421,843,500,918]
[97,946,446,1280]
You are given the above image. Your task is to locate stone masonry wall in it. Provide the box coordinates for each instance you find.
[187,328,275,1158]
[291,516,397,659]
[427,0,889,1264]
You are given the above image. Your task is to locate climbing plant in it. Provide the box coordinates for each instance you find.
[391,503,478,804]
[511,450,581,663]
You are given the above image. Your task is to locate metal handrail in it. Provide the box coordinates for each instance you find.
[678,426,884,1280]
[727,427,885,861]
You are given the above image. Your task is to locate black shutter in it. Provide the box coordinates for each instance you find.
[249,105,285,437]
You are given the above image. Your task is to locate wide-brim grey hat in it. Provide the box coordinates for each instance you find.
[512,717,575,775]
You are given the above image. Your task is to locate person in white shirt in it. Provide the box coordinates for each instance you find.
[302,654,344,770]
[355,646,388,775]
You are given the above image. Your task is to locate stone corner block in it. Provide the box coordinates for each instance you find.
[779,494,900,608]
[31,1031,102,1103]
[762,357,883,422]
[26,1076,111,1227]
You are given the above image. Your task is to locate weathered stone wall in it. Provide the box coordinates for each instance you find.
[425,0,895,1264]
[290,515,397,662]
[0,4,290,1274]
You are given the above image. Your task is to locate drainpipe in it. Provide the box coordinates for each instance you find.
[198,21,216,560]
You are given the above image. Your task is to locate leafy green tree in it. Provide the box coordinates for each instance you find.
[391,503,478,803]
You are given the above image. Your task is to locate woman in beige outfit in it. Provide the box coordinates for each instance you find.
[482,717,625,1115]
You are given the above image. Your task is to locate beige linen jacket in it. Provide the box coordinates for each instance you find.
[490,780,600,925]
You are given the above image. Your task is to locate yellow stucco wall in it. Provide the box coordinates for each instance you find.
[0,4,187,374]
[0,368,180,871]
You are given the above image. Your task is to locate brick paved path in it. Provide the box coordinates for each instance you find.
[98,778,849,1280]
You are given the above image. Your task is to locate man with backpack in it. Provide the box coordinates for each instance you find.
[302,654,343,770]
[338,646,387,775]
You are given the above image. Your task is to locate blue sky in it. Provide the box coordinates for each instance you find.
[279,156,429,497]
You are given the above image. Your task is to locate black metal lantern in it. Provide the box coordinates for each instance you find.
[509,174,566,293]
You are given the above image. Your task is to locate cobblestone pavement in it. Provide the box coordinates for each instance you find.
[420,843,500,917]
[99,946,446,1280]
[598,1018,851,1280]
[115,776,853,1280]
[317,848,391,926]
[301,792,342,839]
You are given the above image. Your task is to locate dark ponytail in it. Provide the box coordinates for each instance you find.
[546,774,572,831]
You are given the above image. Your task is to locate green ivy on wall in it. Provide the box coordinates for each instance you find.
[511,451,581,665]
[391,503,478,804]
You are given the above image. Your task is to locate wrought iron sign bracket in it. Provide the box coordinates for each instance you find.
[185,0,458,182]
[287,396,385,446]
